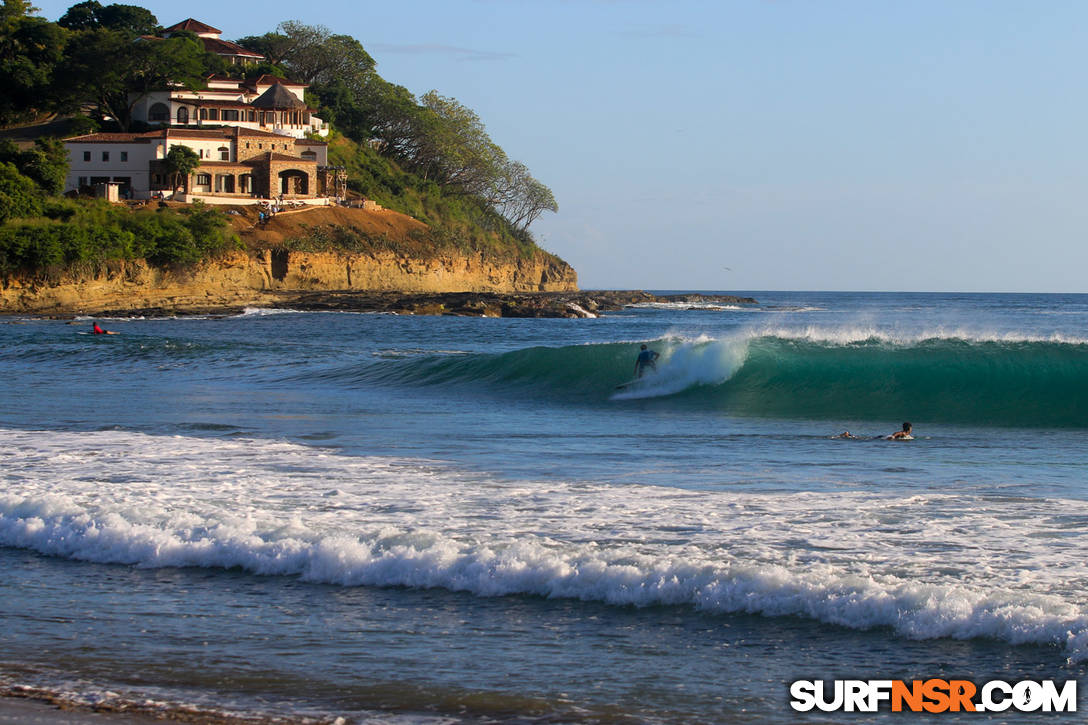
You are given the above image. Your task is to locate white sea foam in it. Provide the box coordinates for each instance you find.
[239,307,305,316]
[742,324,1088,346]
[2,428,1086,660]
[612,335,749,399]
[626,302,755,311]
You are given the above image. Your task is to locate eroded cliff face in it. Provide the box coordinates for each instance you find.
[0,249,578,316]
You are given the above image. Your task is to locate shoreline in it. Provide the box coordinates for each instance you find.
[0,688,342,725]
[16,290,758,320]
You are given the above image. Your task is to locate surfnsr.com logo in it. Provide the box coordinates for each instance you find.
[790,679,1077,713]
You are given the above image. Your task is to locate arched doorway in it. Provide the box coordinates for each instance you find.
[148,103,169,123]
[278,169,309,196]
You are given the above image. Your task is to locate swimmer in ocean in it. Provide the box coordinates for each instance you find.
[887,422,913,440]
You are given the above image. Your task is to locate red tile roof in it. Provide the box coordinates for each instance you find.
[202,37,264,59]
[235,127,299,139]
[188,99,254,108]
[267,152,317,164]
[65,131,166,143]
[164,129,235,139]
[164,19,221,35]
[251,74,304,87]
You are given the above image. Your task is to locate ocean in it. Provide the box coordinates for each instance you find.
[2,291,1087,723]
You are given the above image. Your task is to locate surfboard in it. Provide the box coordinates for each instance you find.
[615,378,645,390]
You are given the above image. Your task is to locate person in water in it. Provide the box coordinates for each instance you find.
[888,422,913,440]
[634,344,660,378]
[92,322,118,335]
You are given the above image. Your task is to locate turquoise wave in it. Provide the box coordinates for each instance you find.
[327,335,1088,428]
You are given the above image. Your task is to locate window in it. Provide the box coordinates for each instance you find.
[199,149,204,158]
[222,110,239,121]
[83,151,90,162]
[207,109,219,121]
[219,146,229,161]
[102,151,109,162]
[148,103,169,122]
[247,111,256,122]
[301,151,316,161]
[245,142,250,149]
[177,107,189,124]
[120,152,128,162]
[258,143,263,149]
[78,176,88,187]
[199,109,208,120]
[195,173,211,186]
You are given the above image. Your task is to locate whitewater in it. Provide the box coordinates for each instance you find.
[2,290,1087,723]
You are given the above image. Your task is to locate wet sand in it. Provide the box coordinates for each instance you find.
[0,697,162,724]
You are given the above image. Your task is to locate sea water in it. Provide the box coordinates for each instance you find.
[1,291,1087,723]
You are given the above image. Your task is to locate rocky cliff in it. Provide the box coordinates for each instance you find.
[0,248,577,316]
[0,204,579,316]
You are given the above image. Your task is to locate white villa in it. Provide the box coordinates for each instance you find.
[66,127,340,202]
[130,74,328,141]
[63,19,343,203]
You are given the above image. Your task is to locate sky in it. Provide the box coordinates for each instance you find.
[31,0,1088,292]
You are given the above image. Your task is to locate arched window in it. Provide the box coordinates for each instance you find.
[177,107,189,124]
[148,103,169,122]
[218,146,230,161]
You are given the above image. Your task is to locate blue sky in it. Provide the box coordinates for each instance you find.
[33,0,1088,292]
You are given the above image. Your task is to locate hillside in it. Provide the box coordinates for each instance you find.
[0,4,577,313]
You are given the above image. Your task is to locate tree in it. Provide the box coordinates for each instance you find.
[493,159,557,231]
[234,31,294,66]
[0,137,68,194]
[163,144,199,192]
[240,22,374,89]
[415,91,506,196]
[58,1,158,36]
[0,0,68,124]
[57,29,208,130]
[0,161,42,223]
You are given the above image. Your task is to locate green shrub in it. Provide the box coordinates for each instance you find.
[0,162,43,223]
[0,194,238,275]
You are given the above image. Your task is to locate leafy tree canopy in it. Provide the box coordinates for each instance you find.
[0,0,68,124]
[57,29,209,130]
[0,137,69,195]
[163,144,199,190]
[238,21,373,90]
[0,160,43,223]
[58,1,158,36]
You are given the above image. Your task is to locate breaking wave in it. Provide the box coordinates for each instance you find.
[307,329,1088,427]
[2,428,1086,661]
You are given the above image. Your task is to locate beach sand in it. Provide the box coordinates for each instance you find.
[0,697,162,724]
